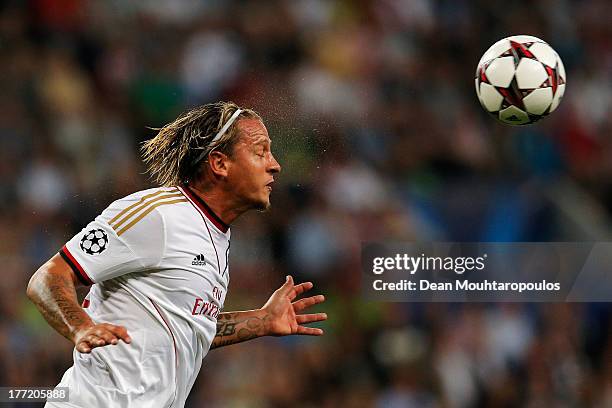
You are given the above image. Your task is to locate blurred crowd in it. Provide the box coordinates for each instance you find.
[1,0,611,406]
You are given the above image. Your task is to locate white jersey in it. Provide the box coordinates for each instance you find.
[47,185,231,408]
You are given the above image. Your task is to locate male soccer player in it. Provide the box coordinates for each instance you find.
[27,102,327,407]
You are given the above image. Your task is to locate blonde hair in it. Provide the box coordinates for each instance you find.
[141,101,261,186]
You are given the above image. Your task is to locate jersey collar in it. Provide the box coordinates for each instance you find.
[179,185,230,233]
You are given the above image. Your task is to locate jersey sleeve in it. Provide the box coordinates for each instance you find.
[59,196,166,285]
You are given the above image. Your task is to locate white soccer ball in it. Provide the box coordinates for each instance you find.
[475,35,566,125]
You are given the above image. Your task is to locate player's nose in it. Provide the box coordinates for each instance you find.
[268,154,281,174]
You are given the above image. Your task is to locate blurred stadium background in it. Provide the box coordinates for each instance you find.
[1,0,611,407]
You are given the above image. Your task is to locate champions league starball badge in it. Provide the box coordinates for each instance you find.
[79,229,109,255]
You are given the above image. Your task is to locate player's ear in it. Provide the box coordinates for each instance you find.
[208,151,230,178]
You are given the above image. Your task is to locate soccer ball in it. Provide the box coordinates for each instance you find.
[475,35,566,125]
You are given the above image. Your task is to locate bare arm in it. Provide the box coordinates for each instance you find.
[211,309,268,349]
[27,254,131,353]
[210,276,326,349]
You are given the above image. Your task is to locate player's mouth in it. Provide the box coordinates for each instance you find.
[266,180,274,191]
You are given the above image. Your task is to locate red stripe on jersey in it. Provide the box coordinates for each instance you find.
[60,245,94,286]
[178,185,230,233]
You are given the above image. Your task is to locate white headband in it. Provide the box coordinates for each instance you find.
[193,108,243,165]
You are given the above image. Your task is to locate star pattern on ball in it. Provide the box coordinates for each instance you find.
[79,228,109,255]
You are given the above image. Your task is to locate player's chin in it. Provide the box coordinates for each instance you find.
[253,194,271,212]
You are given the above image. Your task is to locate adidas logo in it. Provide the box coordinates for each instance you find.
[192,254,207,266]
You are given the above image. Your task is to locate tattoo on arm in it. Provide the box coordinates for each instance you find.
[29,271,93,342]
[210,311,268,349]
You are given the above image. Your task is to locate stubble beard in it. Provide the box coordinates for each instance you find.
[254,192,271,212]
[255,199,271,212]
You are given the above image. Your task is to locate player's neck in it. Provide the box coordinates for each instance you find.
[186,183,247,226]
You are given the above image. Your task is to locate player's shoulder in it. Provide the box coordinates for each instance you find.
[114,186,181,204]
[99,186,189,237]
